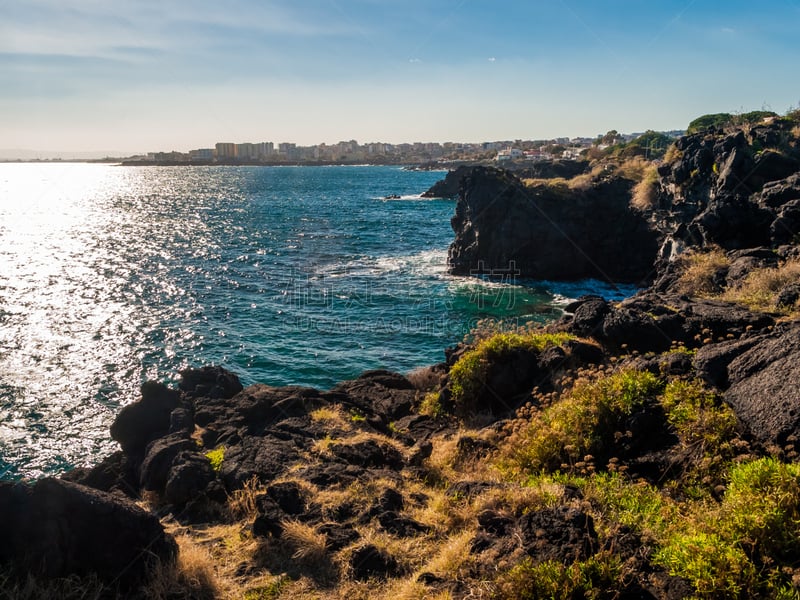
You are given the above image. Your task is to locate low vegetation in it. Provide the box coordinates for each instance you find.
[675,248,731,297]
[673,248,800,317]
[447,331,575,414]
[499,367,662,475]
[723,258,800,314]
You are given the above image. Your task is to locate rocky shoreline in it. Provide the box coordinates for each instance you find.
[2,116,800,598]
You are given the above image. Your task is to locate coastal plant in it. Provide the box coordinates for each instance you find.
[722,257,800,314]
[655,531,758,597]
[586,472,675,541]
[660,379,738,457]
[631,164,659,210]
[676,248,730,297]
[418,390,445,418]
[448,331,575,415]
[205,446,225,473]
[499,369,662,476]
[493,552,623,600]
[649,458,800,598]
[720,458,800,561]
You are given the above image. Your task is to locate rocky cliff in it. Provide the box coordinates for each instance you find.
[650,118,800,263]
[447,167,658,283]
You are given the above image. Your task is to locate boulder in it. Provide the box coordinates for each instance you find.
[723,325,800,446]
[179,365,243,400]
[163,450,217,506]
[110,381,181,455]
[349,544,400,581]
[0,478,176,586]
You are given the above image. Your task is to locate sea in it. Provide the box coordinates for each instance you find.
[0,163,634,480]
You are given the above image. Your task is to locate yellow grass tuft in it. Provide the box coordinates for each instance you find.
[722,258,800,314]
[616,156,654,182]
[676,248,730,297]
[631,165,659,210]
[228,475,264,521]
[280,520,328,563]
[142,533,221,600]
[309,405,346,424]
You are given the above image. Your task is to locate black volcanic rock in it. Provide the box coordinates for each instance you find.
[179,365,243,400]
[558,293,775,354]
[723,324,800,446]
[651,121,800,257]
[421,165,475,198]
[447,167,658,282]
[110,381,181,456]
[0,478,176,586]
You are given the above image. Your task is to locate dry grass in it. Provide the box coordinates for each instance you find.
[280,520,328,563]
[663,144,682,164]
[675,248,730,297]
[522,176,569,189]
[420,529,476,577]
[143,533,221,600]
[309,405,346,425]
[425,431,498,485]
[382,530,476,600]
[0,571,109,600]
[228,475,264,521]
[412,487,475,535]
[616,156,655,182]
[722,258,800,314]
[631,164,659,210]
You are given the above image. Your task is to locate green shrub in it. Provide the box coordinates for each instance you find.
[651,459,800,598]
[449,331,575,413]
[721,458,800,561]
[502,369,662,475]
[661,380,738,453]
[205,446,225,473]
[419,390,445,418]
[688,113,733,134]
[655,531,757,598]
[494,553,622,600]
[587,473,673,537]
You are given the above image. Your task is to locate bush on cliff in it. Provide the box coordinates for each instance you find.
[499,368,663,475]
[448,331,575,415]
[722,257,800,314]
[676,248,731,297]
[654,458,800,598]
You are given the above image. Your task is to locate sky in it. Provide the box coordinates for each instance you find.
[1,0,799,156]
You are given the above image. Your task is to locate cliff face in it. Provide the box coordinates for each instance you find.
[651,119,800,258]
[447,167,658,283]
[446,120,800,286]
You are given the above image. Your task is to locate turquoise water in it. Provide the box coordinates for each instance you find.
[0,164,631,479]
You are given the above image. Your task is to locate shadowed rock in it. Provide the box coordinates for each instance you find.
[0,478,176,586]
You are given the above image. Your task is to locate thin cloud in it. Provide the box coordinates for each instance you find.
[0,0,358,60]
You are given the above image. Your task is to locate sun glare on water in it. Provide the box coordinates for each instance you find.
[0,163,150,477]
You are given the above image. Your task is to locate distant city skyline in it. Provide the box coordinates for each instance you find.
[2,1,799,155]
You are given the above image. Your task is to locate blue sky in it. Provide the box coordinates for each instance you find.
[1,0,799,154]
